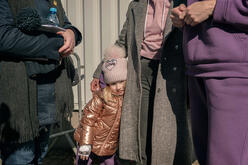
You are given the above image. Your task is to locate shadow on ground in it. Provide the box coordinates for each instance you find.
[43,133,75,165]
[43,111,78,165]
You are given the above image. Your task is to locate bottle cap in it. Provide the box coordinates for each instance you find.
[49,7,57,13]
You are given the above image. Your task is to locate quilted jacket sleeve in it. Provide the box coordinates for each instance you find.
[78,94,103,146]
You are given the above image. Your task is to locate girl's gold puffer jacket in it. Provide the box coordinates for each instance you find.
[74,91,123,156]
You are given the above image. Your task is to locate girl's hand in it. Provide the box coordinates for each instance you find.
[78,145,91,160]
[90,78,100,92]
[80,155,89,160]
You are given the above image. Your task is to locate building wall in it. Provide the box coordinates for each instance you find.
[61,0,131,108]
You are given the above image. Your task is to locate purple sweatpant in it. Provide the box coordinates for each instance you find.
[188,77,248,165]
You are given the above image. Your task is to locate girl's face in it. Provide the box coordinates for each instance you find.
[109,81,126,96]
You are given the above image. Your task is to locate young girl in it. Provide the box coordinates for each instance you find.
[74,45,127,165]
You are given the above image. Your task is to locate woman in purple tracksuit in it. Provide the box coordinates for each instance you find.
[171,0,248,165]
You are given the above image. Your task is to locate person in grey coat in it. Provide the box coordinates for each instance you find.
[90,0,192,165]
[0,0,81,164]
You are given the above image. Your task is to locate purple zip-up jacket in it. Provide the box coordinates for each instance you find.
[183,0,248,77]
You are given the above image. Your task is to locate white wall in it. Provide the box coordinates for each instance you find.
[61,0,131,108]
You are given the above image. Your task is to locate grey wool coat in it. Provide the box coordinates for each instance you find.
[94,0,192,164]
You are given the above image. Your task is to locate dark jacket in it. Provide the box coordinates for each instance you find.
[93,0,192,164]
[0,0,81,144]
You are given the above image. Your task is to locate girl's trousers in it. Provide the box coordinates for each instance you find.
[77,153,117,165]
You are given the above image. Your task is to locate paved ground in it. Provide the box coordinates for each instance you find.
[0,140,75,165]
[43,147,75,165]
[43,151,199,165]
[1,154,199,165]
[42,111,78,165]
[0,111,200,165]
[43,152,199,165]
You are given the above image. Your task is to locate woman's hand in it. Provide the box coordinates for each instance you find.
[171,4,187,28]
[184,0,216,26]
[57,29,75,57]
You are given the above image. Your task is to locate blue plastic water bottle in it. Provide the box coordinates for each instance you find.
[47,7,59,26]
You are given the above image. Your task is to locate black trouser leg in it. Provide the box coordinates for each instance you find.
[139,57,158,165]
